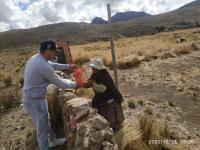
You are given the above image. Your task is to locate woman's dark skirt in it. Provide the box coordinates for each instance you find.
[97,101,125,131]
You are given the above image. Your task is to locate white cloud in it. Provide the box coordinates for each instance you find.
[0,22,10,31]
[0,0,195,32]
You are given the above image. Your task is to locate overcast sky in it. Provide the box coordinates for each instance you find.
[0,0,195,32]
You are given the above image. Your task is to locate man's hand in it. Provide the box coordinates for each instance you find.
[69,64,79,71]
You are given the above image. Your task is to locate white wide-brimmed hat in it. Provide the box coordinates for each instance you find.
[89,58,106,70]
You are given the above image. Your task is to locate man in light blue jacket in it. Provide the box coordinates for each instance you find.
[23,40,79,150]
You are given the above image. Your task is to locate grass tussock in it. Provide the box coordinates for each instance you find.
[0,88,21,114]
[115,121,145,150]
[167,100,176,107]
[1,73,12,87]
[0,71,4,81]
[76,88,94,99]
[138,116,188,150]
[103,57,113,69]
[127,100,136,109]
[117,57,141,69]
[115,116,177,150]
[139,116,170,150]
[73,55,90,66]
[191,42,200,51]
[173,42,199,55]
[19,75,24,87]
[144,107,153,115]
[173,43,191,55]
[138,100,144,106]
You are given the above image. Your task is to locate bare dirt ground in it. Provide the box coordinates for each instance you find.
[0,50,199,149]
[119,50,200,135]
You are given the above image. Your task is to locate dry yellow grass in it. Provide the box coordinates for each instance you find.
[0,87,21,114]
[70,28,200,69]
[115,112,190,150]
[115,120,145,150]
[75,88,94,99]
[2,73,12,87]
[0,71,3,81]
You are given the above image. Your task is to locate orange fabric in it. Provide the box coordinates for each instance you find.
[74,68,88,87]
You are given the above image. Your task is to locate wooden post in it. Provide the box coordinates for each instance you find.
[107,4,118,88]
[63,41,73,64]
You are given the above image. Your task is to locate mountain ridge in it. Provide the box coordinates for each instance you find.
[91,11,151,24]
[0,0,200,50]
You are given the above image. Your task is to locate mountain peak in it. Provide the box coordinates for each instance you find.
[111,11,151,22]
[91,17,107,24]
[91,11,151,24]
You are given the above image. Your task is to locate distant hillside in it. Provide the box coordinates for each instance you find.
[0,23,107,49]
[112,11,151,22]
[0,0,200,50]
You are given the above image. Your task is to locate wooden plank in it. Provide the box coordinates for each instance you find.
[107,4,118,88]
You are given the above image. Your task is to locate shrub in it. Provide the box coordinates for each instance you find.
[127,100,136,109]
[2,74,12,87]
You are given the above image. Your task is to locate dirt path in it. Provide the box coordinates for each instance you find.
[119,50,200,135]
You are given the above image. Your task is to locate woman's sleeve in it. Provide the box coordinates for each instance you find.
[92,82,107,93]
[103,72,123,102]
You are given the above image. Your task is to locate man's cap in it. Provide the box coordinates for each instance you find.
[40,40,57,51]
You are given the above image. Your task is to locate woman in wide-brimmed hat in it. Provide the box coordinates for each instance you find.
[83,58,124,131]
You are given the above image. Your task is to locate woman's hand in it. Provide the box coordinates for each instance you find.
[83,80,93,88]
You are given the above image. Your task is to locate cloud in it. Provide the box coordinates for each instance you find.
[0,0,195,32]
